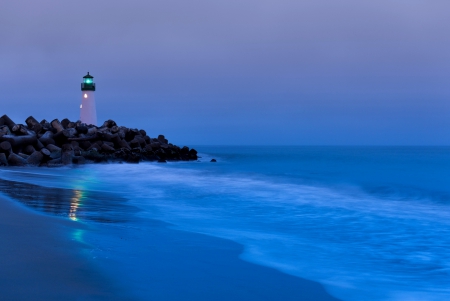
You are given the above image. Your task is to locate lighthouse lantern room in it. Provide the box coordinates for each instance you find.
[80,72,97,126]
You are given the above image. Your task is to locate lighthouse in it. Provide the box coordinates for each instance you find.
[80,72,97,126]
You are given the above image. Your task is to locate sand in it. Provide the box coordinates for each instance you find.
[0,192,341,300]
[0,195,129,301]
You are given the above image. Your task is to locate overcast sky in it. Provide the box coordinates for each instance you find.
[1,0,449,145]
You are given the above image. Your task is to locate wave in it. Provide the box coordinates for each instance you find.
[1,163,450,301]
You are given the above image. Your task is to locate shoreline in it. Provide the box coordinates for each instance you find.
[0,194,129,300]
[91,219,343,301]
[0,179,341,301]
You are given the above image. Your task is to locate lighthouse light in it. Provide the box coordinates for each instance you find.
[84,93,88,98]
[80,104,82,108]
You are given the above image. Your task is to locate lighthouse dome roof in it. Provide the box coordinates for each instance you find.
[83,72,94,78]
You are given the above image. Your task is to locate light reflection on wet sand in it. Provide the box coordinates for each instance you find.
[69,190,82,221]
[0,178,139,224]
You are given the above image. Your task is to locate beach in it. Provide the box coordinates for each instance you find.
[0,188,339,300]
[0,195,127,300]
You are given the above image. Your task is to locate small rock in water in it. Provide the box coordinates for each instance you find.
[210,159,217,162]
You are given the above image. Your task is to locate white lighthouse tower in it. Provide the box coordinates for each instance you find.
[80,72,97,125]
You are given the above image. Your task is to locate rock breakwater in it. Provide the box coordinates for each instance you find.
[0,115,198,167]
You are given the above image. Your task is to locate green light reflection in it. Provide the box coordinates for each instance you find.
[72,228,85,244]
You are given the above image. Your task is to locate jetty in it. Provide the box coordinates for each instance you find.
[0,115,198,167]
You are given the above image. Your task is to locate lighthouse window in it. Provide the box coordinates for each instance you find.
[84,94,88,98]
[80,104,83,108]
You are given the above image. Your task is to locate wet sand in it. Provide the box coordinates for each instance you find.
[0,185,341,301]
[93,217,343,301]
[0,195,128,301]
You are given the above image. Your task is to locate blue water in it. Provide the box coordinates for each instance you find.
[1,146,449,301]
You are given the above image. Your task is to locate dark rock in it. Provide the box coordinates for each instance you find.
[72,156,86,164]
[126,153,141,163]
[61,144,74,164]
[101,141,113,148]
[39,131,55,146]
[1,134,37,148]
[41,122,53,132]
[51,119,65,133]
[210,159,217,162]
[27,151,44,166]
[53,128,77,144]
[88,143,101,151]
[189,148,198,160]
[73,146,83,156]
[8,153,27,166]
[93,140,104,147]
[110,126,120,134]
[46,144,61,152]
[0,125,11,136]
[101,143,115,152]
[129,139,140,148]
[125,128,139,142]
[0,141,12,154]
[23,144,36,155]
[25,116,43,134]
[150,142,161,149]
[102,119,117,128]
[157,134,168,144]
[135,136,146,147]
[11,124,28,136]
[40,148,51,157]
[81,150,106,162]
[47,158,61,164]
[61,152,73,165]
[18,153,29,159]
[46,144,62,159]
[76,125,88,134]
[33,139,45,151]
[61,118,71,129]
[0,116,199,167]
[111,135,131,150]
[61,144,73,153]
[0,153,7,166]
[1,115,16,129]
[79,141,92,150]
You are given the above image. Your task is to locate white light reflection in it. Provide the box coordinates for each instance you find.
[69,190,82,221]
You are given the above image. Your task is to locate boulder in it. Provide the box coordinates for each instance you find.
[0,153,7,166]
[27,151,44,166]
[8,153,27,166]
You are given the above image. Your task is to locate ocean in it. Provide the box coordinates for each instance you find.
[0,146,449,301]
